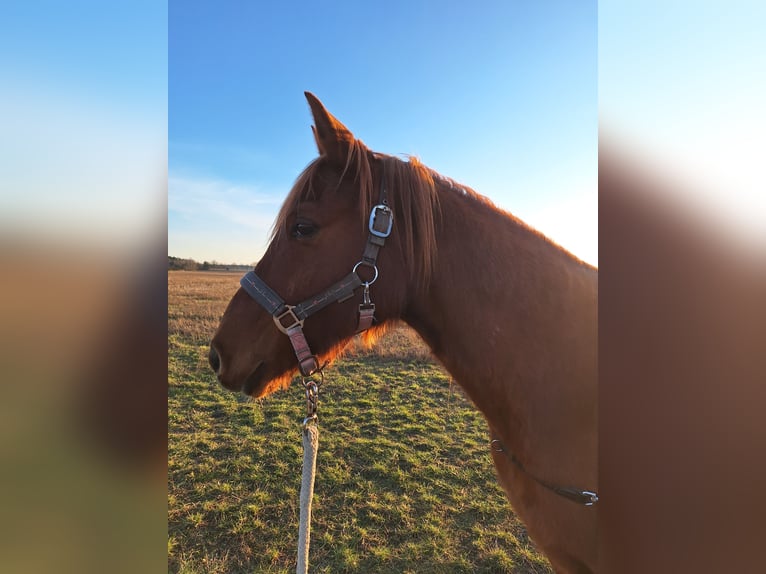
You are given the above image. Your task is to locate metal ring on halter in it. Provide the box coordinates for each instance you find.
[303,370,324,389]
[352,261,379,285]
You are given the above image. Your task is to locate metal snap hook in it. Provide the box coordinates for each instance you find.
[362,282,372,306]
[582,491,599,506]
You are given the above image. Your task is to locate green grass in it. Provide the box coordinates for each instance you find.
[168,272,552,573]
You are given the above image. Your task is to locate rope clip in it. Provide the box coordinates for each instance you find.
[302,377,320,428]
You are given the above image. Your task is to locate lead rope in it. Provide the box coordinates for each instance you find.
[296,377,320,574]
[239,179,392,573]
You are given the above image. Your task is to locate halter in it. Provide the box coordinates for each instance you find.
[239,180,392,377]
[238,183,393,574]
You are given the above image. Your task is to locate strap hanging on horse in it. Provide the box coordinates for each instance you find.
[490,436,599,506]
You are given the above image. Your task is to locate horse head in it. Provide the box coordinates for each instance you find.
[209,93,436,396]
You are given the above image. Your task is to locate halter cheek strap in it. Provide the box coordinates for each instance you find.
[240,181,393,377]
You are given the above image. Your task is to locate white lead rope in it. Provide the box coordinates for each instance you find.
[296,421,319,574]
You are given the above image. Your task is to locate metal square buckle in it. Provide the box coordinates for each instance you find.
[368,204,393,238]
[273,305,304,334]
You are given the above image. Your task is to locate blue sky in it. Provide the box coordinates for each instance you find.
[3,2,760,266]
[169,1,598,265]
[1,1,167,249]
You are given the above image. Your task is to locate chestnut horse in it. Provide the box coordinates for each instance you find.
[210,93,598,573]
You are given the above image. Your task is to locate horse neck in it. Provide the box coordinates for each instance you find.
[402,185,598,463]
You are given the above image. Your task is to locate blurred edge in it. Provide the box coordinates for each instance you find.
[599,142,765,573]
[600,2,765,571]
[0,2,168,573]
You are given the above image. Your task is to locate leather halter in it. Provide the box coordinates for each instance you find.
[240,180,392,377]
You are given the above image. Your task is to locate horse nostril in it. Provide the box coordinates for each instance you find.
[208,345,221,375]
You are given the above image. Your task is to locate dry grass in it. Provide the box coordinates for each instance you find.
[168,271,239,344]
[168,270,433,360]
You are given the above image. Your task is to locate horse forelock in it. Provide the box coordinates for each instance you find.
[272,141,450,290]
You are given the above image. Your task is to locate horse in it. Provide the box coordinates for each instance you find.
[209,92,598,573]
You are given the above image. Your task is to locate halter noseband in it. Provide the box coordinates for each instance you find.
[239,180,393,377]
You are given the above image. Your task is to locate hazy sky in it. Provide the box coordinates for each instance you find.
[169,1,599,265]
[600,0,765,245]
[1,1,167,250]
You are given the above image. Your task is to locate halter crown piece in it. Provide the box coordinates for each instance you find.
[239,177,392,377]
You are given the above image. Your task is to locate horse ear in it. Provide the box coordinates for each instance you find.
[305,92,355,163]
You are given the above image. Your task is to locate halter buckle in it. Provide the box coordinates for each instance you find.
[368,204,393,238]
[273,305,304,334]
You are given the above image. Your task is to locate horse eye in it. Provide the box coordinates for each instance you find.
[291,221,318,238]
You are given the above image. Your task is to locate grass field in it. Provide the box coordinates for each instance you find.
[168,271,553,573]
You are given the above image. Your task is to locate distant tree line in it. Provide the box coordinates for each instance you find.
[168,256,204,270]
[168,256,252,272]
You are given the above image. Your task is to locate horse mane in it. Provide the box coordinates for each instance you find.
[273,138,595,292]
[273,140,473,288]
